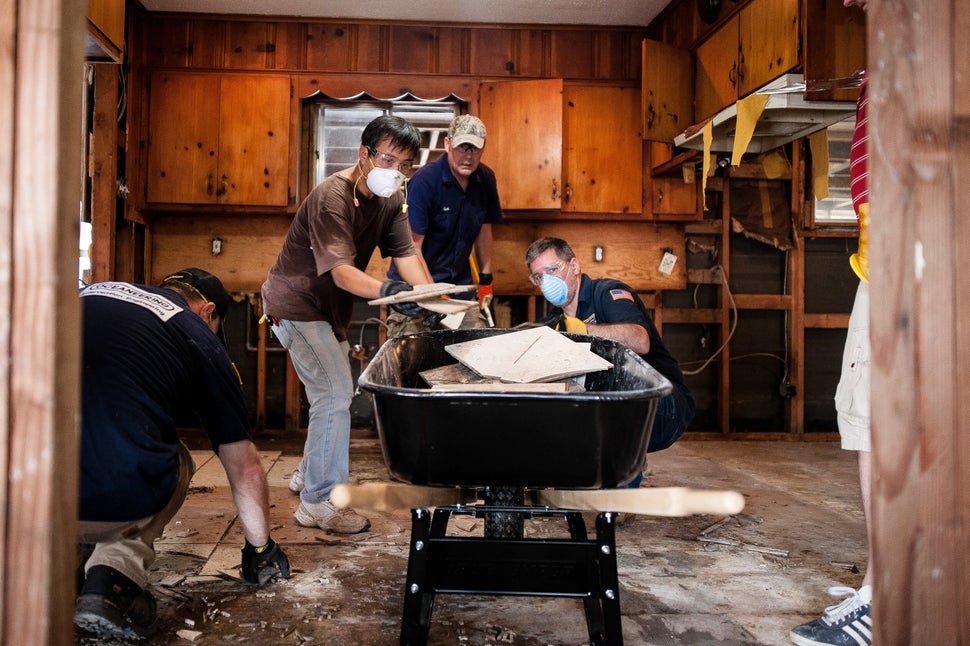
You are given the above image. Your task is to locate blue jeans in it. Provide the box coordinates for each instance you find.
[272,319,352,504]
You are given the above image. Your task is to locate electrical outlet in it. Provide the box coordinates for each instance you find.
[658,251,677,275]
[593,246,604,262]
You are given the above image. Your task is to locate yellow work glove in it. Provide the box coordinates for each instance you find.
[849,202,869,283]
[561,316,588,334]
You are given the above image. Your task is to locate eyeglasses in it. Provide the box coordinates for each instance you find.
[452,143,482,156]
[528,260,567,286]
[369,148,413,172]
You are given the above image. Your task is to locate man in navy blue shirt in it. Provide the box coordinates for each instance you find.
[525,237,695,484]
[387,115,504,335]
[75,269,289,640]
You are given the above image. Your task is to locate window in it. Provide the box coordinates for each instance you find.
[307,95,460,189]
[813,116,857,224]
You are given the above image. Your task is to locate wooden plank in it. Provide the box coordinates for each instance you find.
[89,64,118,284]
[4,1,86,643]
[732,294,793,310]
[804,313,850,329]
[869,1,968,642]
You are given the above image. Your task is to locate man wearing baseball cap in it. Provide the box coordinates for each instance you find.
[386,114,504,335]
[74,270,289,640]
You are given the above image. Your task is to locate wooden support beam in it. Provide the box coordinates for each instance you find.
[2,0,86,643]
[88,63,118,284]
[870,1,970,641]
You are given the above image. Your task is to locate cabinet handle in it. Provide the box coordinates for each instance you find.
[737,54,745,85]
[728,61,736,88]
[564,183,572,204]
[552,178,560,201]
[206,174,214,196]
[216,175,228,197]
[646,103,655,128]
[657,188,664,205]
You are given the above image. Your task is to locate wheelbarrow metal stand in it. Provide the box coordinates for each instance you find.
[401,504,623,646]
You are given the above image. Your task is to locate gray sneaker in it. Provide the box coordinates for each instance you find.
[294,499,371,534]
[790,585,872,646]
[288,468,304,495]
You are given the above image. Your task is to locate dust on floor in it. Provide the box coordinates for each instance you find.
[76,434,866,646]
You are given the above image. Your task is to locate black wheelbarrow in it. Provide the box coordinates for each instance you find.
[334,329,743,646]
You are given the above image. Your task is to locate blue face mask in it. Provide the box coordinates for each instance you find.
[540,273,569,307]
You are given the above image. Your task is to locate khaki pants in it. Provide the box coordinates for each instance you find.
[77,443,196,589]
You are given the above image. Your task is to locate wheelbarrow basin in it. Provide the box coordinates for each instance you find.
[357,329,673,489]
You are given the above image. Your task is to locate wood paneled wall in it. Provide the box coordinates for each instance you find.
[135,15,644,81]
[130,10,661,294]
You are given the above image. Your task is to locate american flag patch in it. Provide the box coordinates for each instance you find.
[610,289,633,302]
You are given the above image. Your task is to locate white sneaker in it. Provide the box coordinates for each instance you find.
[288,469,304,495]
[294,500,371,534]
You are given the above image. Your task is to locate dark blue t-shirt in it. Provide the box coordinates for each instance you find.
[388,153,503,294]
[79,282,251,522]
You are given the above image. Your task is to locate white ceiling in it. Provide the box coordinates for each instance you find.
[138,0,670,28]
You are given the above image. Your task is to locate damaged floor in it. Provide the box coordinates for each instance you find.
[75,431,866,646]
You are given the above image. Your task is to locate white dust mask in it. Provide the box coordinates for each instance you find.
[366,166,405,198]
[540,273,569,307]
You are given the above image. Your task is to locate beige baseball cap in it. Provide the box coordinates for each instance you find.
[448,115,486,149]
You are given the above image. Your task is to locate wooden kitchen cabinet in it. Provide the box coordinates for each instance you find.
[146,72,291,206]
[480,79,641,214]
[87,0,125,61]
[694,0,799,122]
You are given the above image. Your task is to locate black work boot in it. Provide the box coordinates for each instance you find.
[75,565,157,640]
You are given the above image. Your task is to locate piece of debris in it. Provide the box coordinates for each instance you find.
[453,516,479,532]
[831,561,860,573]
[698,536,789,557]
[176,628,203,641]
[699,516,734,536]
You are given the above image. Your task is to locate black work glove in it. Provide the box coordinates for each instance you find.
[241,538,291,585]
[380,279,426,318]
[540,312,565,330]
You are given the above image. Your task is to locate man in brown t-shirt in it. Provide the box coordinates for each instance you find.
[261,115,429,533]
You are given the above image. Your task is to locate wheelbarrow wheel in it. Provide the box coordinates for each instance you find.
[483,486,524,539]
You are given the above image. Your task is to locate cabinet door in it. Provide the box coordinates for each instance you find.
[694,14,739,123]
[738,0,799,97]
[563,85,641,214]
[480,79,563,210]
[218,75,291,206]
[147,72,221,204]
[642,39,693,143]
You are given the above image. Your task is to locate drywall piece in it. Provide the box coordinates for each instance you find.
[444,326,612,383]
[367,282,475,305]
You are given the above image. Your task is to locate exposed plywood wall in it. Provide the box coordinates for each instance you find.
[149,214,292,292]
[364,221,688,294]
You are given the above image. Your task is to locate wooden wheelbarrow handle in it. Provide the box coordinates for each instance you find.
[537,487,744,517]
[331,482,469,512]
[332,483,743,517]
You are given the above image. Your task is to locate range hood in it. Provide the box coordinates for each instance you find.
[674,74,856,153]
